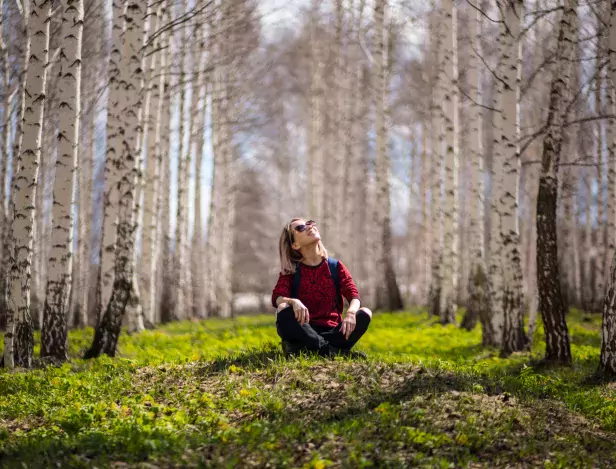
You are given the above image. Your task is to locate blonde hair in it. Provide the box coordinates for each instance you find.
[278,217,328,274]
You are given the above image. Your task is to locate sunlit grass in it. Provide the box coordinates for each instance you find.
[0,309,614,468]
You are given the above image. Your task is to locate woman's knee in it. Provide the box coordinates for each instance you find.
[358,307,372,320]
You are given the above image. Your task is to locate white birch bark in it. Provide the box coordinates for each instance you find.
[499,0,526,356]
[191,20,208,320]
[205,2,224,316]
[308,0,323,223]
[428,6,444,318]
[0,0,9,326]
[462,3,488,332]
[536,0,577,364]
[373,0,402,312]
[85,0,147,358]
[218,0,237,319]
[40,0,83,361]
[5,0,52,369]
[607,58,616,303]
[157,9,173,323]
[596,12,606,307]
[141,0,167,326]
[174,0,189,321]
[583,168,594,310]
[98,0,127,324]
[439,0,458,324]
[598,0,616,376]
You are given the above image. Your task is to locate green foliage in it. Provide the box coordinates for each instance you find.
[0,310,615,467]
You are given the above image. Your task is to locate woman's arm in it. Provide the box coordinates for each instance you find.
[346,298,361,314]
[275,296,297,307]
[338,261,361,306]
[271,273,292,308]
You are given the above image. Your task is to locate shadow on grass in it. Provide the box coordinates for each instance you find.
[201,343,285,373]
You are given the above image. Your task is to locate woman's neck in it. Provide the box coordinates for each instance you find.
[300,244,322,266]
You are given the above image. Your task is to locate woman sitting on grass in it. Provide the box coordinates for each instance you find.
[272,218,371,358]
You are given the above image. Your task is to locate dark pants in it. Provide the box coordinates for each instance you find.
[276,306,370,352]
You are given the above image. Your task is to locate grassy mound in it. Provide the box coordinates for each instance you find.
[0,310,615,468]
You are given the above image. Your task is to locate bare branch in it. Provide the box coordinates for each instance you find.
[358,29,375,65]
[466,0,501,23]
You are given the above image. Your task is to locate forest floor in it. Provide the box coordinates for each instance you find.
[0,310,615,468]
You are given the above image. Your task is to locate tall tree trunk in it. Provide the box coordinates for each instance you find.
[536,0,577,365]
[499,0,526,357]
[596,9,606,309]
[192,20,208,320]
[462,3,488,332]
[597,0,616,377]
[0,0,11,331]
[41,0,83,361]
[5,0,52,369]
[174,0,189,321]
[85,1,146,358]
[97,0,127,325]
[439,0,458,324]
[156,6,173,325]
[141,0,167,326]
[308,0,323,224]
[373,0,402,312]
[428,7,444,318]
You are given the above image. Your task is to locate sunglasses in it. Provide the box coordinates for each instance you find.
[293,220,316,233]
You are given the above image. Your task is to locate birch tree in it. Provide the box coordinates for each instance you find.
[462,3,488,333]
[97,0,127,325]
[85,1,146,358]
[141,0,167,325]
[439,0,458,324]
[373,0,403,312]
[598,0,616,377]
[498,0,525,356]
[40,0,83,361]
[428,6,444,318]
[4,0,52,368]
[536,0,578,365]
[174,0,190,321]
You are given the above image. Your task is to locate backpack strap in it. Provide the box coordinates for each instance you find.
[291,262,301,299]
[328,257,343,309]
[290,258,342,308]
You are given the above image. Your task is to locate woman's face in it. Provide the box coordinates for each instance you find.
[290,219,320,250]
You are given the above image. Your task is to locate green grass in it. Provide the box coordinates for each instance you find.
[0,309,615,468]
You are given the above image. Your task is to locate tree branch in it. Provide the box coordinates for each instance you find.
[466,0,501,23]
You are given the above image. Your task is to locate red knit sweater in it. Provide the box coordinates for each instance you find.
[271,259,360,327]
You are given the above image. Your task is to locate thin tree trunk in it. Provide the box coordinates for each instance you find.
[192,19,207,320]
[597,0,616,377]
[462,3,487,332]
[141,0,167,326]
[85,1,146,358]
[41,0,83,361]
[596,10,606,308]
[174,0,189,321]
[373,0,402,312]
[97,0,127,325]
[536,0,577,365]
[0,0,11,331]
[499,0,526,357]
[439,0,459,324]
[5,0,52,369]
[428,7,444,318]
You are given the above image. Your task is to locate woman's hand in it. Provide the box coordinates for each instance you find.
[290,299,310,325]
[340,311,357,339]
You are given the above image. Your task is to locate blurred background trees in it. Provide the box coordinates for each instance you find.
[3,0,616,372]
